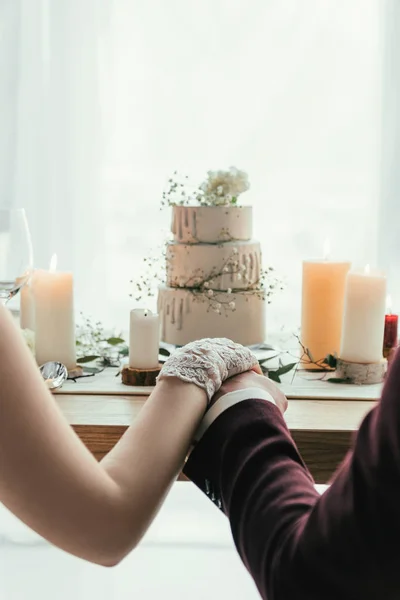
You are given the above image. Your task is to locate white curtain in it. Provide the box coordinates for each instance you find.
[1,0,109,316]
[1,0,392,334]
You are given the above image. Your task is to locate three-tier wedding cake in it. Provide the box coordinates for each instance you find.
[157,168,267,346]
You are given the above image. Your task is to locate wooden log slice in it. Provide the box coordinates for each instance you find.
[121,364,161,387]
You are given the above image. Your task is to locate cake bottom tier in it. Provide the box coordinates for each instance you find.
[158,286,266,346]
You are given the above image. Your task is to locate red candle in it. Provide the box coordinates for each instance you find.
[384,296,398,357]
[384,314,398,348]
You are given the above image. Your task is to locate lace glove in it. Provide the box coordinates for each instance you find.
[157,338,259,402]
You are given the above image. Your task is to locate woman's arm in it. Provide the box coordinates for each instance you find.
[0,305,206,566]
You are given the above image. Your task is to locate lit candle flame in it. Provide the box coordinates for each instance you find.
[49,254,57,273]
[364,264,370,275]
[387,294,392,315]
[323,239,330,261]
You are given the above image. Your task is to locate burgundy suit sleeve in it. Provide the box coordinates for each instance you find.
[184,350,400,600]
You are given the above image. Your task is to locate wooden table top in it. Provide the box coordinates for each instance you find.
[57,393,375,432]
[56,378,378,484]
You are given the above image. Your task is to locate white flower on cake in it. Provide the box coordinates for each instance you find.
[200,167,249,206]
[162,167,249,208]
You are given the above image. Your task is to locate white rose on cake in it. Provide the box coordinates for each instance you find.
[200,167,249,206]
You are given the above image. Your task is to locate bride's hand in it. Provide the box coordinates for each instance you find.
[157,338,260,402]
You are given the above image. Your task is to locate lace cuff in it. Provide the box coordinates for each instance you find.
[157,338,259,402]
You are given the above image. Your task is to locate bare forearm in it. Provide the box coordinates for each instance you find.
[100,378,206,553]
[0,306,206,565]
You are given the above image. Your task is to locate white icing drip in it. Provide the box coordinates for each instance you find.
[254,252,260,282]
[184,208,189,228]
[249,252,255,282]
[178,210,183,241]
[178,299,184,330]
[171,210,177,236]
[192,209,197,239]
[171,297,176,324]
[185,295,191,314]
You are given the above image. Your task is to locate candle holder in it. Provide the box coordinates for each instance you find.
[335,357,387,385]
[121,364,162,387]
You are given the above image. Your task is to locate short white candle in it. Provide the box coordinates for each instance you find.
[32,255,76,370]
[129,309,160,369]
[20,279,35,331]
[340,265,386,363]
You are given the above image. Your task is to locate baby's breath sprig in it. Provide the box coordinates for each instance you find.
[75,315,128,369]
[131,245,167,302]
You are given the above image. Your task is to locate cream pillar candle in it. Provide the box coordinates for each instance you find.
[129,309,160,369]
[32,255,76,370]
[340,266,386,363]
[20,280,35,330]
[301,241,351,366]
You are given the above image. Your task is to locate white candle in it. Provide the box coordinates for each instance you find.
[129,309,160,369]
[32,255,76,369]
[340,265,386,363]
[20,279,35,331]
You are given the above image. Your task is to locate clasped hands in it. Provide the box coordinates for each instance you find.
[158,337,287,415]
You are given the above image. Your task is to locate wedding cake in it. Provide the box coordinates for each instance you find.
[157,168,267,346]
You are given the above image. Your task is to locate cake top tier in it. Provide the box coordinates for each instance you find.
[171,205,253,244]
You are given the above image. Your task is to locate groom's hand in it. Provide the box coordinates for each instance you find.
[211,370,288,415]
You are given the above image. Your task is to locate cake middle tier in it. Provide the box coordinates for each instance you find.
[166,240,262,291]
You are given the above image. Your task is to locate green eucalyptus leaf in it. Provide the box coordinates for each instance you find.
[274,362,297,377]
[82,366,104,374]
[268,371,281,383]
[106,337,125,346]
[159,347,171,357]
[119,346,129,356]
[77,355,101,364]
[327,377,352,384]
[324,354,337,369]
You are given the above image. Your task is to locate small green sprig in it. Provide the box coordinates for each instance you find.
[258,338,341,384]
[76,315,129,372]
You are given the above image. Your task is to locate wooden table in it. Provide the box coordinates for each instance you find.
[55,370,380,483]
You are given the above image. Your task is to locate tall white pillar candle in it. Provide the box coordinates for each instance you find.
[129,309,160,369]
[32,255,76,369]
[20,280,35,331]
[340,266,386,363]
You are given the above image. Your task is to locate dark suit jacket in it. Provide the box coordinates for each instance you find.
[183,350,400,599]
